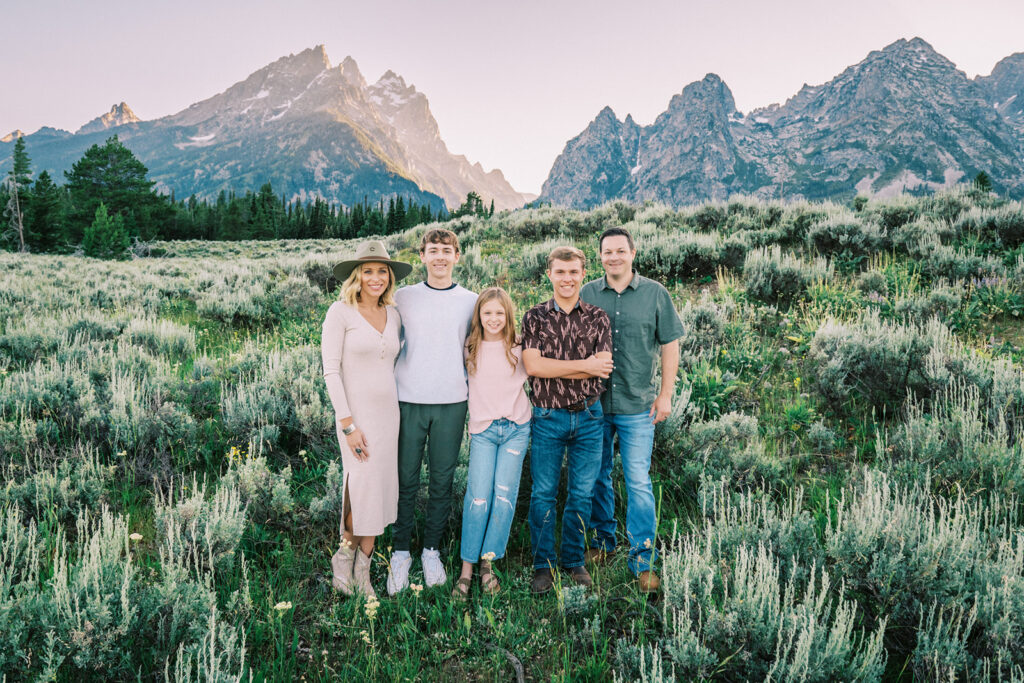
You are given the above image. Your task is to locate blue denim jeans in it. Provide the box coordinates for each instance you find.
[589,411,658,574]
[460,419,531,563]
[528,401,604,570]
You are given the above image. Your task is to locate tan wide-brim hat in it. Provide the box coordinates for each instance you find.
[333,240,414,282]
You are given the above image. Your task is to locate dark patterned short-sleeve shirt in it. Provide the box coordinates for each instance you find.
[520,298,612,409]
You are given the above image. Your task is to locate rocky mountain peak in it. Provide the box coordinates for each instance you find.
[666,73,736,115]
[592,106,621,128]
[76,102,141,135]
[1,130,25,143]
[977,52,1024,127]
[374,70,411,93]
[339,55,367,89]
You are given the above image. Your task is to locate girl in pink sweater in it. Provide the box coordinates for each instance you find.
[453,287,531,598]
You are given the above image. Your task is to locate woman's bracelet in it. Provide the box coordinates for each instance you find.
[342,423,357,435]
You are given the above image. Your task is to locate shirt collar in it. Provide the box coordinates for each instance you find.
[599,271,640,291]
[544,298,581,314]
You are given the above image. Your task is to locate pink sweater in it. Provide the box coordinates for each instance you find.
[467,342,531,434]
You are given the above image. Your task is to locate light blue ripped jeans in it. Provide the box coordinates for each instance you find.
[460,418,530,563]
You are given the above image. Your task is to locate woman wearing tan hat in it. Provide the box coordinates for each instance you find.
[321,240,413,599]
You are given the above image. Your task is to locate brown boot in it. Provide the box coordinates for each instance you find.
[584,547,615,565]
[563,565,593,588]
[637,570,660,593]
[530,568,554,595]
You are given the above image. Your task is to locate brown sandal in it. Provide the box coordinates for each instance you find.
[451,577,472,601]
[480,560,500,595]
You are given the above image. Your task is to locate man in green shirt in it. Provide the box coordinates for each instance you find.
[580,226,684,593]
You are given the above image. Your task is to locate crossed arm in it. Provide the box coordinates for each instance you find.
[522,348,613,379]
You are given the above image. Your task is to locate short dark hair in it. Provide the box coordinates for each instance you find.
[599,227,635,251]
[420,228,460,253]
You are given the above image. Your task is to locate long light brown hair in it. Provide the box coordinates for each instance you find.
[465,287,518,375]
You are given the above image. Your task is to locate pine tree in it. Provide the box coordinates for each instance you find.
[64,135,170,243]
[83,202,129,259]
[26,171,62,252]
[973,171,993,194]
[2,137,32,252]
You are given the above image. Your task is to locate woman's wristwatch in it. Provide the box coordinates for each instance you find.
[342,423,357,435]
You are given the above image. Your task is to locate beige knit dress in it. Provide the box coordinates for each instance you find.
[321,301,401,537]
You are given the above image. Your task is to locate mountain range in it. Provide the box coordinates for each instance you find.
[5,39,1024,211]
[0,46,528,211]
[539,38,1024,207]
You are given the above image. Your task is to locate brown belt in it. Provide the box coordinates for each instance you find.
[564,395,600,412]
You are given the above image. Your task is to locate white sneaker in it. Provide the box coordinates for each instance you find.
[387,550,412,596]
[422,548,447,587]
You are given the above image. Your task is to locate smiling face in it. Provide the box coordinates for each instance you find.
[420,241,459,285]
[600,234,636,279]
[547,257,585,302]
[479,298,507,340]
[358,262,391,302]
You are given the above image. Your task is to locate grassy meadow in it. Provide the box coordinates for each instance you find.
[4,189,1024,681]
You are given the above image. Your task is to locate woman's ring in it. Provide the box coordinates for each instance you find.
[355,447,363,454]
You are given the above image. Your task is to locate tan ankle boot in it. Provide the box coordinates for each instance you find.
[353,548,376,599]
[331,544,356,595]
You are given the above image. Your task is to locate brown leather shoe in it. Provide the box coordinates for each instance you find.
[637,570,661,593]
[563,565,593,587]
[530,568,554,595]
[584,547,615,565]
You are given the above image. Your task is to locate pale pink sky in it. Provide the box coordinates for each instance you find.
[4,0,1023,194]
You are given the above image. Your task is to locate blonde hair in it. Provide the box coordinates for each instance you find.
[465,287,518,376]
[547,245,586,269]
[338,262,396,306]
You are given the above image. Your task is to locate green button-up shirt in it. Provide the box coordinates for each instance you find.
[580,272,684,415]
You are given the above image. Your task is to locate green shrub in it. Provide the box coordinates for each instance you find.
[1,444,113,520]
[220,446,295,520]
[922,244,1005,282]
[881,381,1024,498]
[656,532,886,681]
[308,459,343,523]
[687,203,726,232]
[677,294,732,368]
[633,230,747,280]
[806,212,885,261]
[825,469,1024,673]
[743,246,832,306]
[954,203,1024,248]
[154,475,247,573]
[657,412,783,493]
[809,313,947,413]
[123,317,196,357]
[266,274,322,319]
[220,344,333,452]
[890,217,950,258]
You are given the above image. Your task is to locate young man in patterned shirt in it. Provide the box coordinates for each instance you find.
[521,246,613,594]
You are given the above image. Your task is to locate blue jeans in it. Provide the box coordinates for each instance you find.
[460,419,531,563]
[589,412,658,574]
[528,401,604,570]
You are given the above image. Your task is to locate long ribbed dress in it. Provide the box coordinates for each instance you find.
[321,301,401,537]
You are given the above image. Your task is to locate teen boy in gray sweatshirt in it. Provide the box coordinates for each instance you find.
[388,228,477,594]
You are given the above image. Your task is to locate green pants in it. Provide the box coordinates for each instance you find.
[393,401,468,551]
